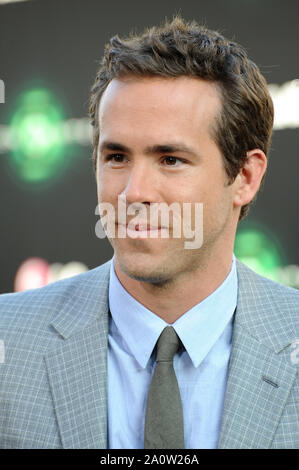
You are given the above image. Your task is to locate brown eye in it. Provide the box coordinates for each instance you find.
[107,154,126,163]
[163,156,184,166]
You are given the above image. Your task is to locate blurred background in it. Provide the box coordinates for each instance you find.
[0,0,298,293]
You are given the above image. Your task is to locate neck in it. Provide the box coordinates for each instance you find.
[114,251,234,324]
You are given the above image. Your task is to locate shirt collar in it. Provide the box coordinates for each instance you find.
[109,256,238,369]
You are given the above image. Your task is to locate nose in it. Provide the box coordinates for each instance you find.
[121,161,159,205]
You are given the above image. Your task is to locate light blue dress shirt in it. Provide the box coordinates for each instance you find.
[107,256,238,449]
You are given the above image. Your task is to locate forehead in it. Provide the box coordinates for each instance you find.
[98,76,222,140]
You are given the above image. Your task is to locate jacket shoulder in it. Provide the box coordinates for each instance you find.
[236,259,299,300]
[0,260,111,331]
[236,259,299,350]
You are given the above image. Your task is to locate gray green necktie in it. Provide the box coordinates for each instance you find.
[144,326,184,449]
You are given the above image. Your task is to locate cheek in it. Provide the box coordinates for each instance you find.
[97,178,110,204]
[97,171,125,205]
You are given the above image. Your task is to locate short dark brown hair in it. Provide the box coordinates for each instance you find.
[89,16,274,220]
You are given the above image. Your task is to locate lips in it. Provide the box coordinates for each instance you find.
[116,222,170,240]
[132,224,161,231]
[118,222,163,230]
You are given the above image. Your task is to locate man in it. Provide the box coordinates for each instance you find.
[0,16,298,449]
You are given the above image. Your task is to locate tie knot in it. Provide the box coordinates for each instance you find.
[156,326,181,362]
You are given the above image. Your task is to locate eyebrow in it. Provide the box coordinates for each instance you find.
[99,141,198,157]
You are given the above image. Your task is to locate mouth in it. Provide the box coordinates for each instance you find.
[130,223,161,231]
[116,222,169,238]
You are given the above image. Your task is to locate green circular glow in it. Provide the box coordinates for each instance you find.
[235,228,284,281]
[9,88,66,183]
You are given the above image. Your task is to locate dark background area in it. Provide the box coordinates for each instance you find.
[0,0,298,293]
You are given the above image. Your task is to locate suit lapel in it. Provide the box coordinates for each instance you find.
[218,260,298,448]
[44,261,111,449]
[218,321,297,448]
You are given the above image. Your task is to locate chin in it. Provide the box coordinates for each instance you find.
[115,253,170,285]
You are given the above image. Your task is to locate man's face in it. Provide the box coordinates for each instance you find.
[96,76,240,285]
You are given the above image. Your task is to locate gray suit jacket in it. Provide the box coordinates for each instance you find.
[0,259,298,448]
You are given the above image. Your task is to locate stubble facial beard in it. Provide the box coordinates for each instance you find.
[109,232,212,291]
[109,237,182,290]
[110,195,233,291]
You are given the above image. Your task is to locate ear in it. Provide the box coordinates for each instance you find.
[233,149,268,209]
